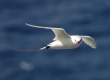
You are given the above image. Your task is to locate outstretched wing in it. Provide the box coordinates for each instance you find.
[81,36,97,49]
[26,23,70,40]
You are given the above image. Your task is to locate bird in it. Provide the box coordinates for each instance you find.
[8,23,96,52]
[26,23,96,50]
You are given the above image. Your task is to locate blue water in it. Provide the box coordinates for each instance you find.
[0,0,110,80]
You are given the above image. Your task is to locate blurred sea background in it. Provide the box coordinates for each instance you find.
[0,0,110,80]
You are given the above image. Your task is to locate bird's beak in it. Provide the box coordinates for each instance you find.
[78,42,80,44]
[77,39,82,44]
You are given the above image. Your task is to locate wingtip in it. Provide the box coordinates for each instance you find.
[92,45,97,49]
[25,23,29,25]
[25,23,33,27]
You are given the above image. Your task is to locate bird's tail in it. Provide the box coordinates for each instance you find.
[7,46,46,52]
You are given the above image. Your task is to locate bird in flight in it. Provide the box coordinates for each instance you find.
[8,23,96,52]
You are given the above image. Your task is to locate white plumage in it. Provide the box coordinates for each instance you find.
[26,23,97,50]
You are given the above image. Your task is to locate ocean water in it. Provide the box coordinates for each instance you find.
[0,0,110,80]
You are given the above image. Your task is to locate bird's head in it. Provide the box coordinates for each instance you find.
[74,36,82,45]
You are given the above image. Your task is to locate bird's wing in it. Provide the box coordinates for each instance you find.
[81,36,96,49]
[26,23,70,40]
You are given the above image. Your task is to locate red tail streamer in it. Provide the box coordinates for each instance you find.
[7,46,41,52]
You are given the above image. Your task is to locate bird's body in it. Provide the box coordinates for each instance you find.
[26,23,97,50]
[8,23,97,52]
[46,36,80,49]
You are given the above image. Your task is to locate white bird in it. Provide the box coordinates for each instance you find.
[8,23,96,52]
[25,23,97,50]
